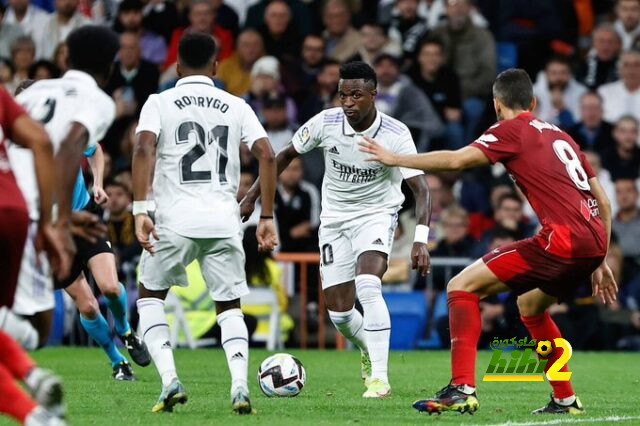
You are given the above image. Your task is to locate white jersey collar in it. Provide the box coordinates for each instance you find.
[175,75,215,87]
[62,70,98,87]
[342,109,382,138]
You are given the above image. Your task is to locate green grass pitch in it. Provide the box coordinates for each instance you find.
[3,348,639,425]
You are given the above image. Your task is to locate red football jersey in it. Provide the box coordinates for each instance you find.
[471,112,607,259]
[0,87,28,211]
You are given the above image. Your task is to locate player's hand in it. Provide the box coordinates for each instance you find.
[256,218,278,252]
[358,136,398,166]
[239,196,256,223]
[36,223,73,280]
[135,214,159,255]
[70,211,107,243]
[93,185,109,205]
[411,242,430,276]
[591,260,618,305]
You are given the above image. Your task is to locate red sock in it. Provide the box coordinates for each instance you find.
[0,363,37,423]
[448,291,481,387]
[521,312,574,399]
[0,330,35,380]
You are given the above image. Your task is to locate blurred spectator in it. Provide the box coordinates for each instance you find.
[2,0,48,59]
[322,0,360,62]
[262,94,295,154]
[567,92,614,155]
[38,0,91,60]
[257,0,301,61]
[373,53,443,151]
[27,59,60,80]
[584,150,618,215]
[52,41,67,73]
[578,24,621,90]
[599,50,640,123]
[6,36,35,93]
[0,58,15,87]
[210,0,239,37]
[429,204,475,290]
[106,31,159,117]
[244,0,313,40]
[409,38,463,149]
[533,56,587,128]
[297,59,340,123]
[0,3,24,59]
[379,0,487,29]
[275,157,320,252]
[104,180,141,275]
[347,21,401,67]
[216,29,264,96]
[244,55,296,123]
[281,34,326,102]
[431,0,496,142]
[114,0,167,66]
[613,179,640,259]
[614,0,640,50]
[139,0,178,43]
[602,115,640,180]
[387,0,428,61]
[163,0,233,70]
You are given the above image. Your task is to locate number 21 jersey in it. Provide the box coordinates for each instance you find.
[136,75,267,238]
[471,112,606,259]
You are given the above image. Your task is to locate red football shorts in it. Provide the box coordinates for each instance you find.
[0,206,29,308]
[482,237,604,301]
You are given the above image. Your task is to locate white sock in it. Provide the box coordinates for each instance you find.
[355,274,390,384]
[137,297,177,387]
[328,308,367,352]
[218,308,249,392]
[554,395,576,406]
[0,306,39,350]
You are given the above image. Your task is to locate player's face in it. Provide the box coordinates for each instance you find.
[338,79,376,126]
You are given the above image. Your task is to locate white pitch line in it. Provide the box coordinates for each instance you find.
[483,415,640,426]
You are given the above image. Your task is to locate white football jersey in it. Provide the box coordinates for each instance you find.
[292,107,423,225]
[8,70,115,220]
[136,75,268,239]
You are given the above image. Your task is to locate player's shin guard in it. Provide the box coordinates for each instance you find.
[0,363,37,423]
[448,291,481,387]
[356,274,390,383]
[80,313,127,367]
[0,330,35,379]
[106,282,131,336]
[218,308,249,392]
[328,308,367,352]
[0,306,39,350]
[521,312,574,399]
[137,298,177,387]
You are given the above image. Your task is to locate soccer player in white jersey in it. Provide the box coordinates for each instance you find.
[241,61,432,398]
[132,33,278,414]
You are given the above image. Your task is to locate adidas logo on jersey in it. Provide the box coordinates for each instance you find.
[231,352,245,361]
[161,341,172,349]
[329,146,340,154]
[372,238,384,245]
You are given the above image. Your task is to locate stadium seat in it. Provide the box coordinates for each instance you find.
[382,292,427,350]
[241,288,284,350]
[497,42,518,73]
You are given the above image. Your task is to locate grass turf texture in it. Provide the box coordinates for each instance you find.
[2,349,639,425]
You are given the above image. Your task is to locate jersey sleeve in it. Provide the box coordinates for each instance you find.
[394,131,424,179]
[240,102,268,150]
[470,121,522,164]
[136,94,161,137]
[83,144,97,157]
[0,88,27,140]
[72,93,116,149]
[292,112,324,154]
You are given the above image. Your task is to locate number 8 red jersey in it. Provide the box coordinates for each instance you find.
[471,112,607,259]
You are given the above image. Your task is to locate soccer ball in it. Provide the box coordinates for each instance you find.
[258,353,306,397]
[536,340,553,357]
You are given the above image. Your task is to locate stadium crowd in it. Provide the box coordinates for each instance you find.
[1,0,640,351]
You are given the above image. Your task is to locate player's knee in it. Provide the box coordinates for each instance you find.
[355,276,382,304]
[78,296,100,318]
[99,281,120,299]
[517,295,544,317]
[447,273,472,293]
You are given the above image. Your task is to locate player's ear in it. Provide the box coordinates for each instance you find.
[211,60,219,77]
[176,62,183,78]
[529,96,537,112]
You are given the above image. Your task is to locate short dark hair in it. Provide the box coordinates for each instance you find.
[492,68,533,111]
[28,60,60,80]
[418,36,444,53]
[67,26,119,78]
[339,61,377,88]
[178,32,218,69]
[373,53,400,68]
[118,0,143,13]
[321,58,340,70]
[497,193,523,209]
[105,179,130,194]
[546,55,571,69]
[361,20,389,35]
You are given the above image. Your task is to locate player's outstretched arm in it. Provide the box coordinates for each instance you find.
[56,123,89,228]
[251,137,279,252]
[406,175,432,276]
[359,137,490,171]
[132,130,159,254]
[88,144,109,205]
[589,176,618,304]
[240,141,300,222]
